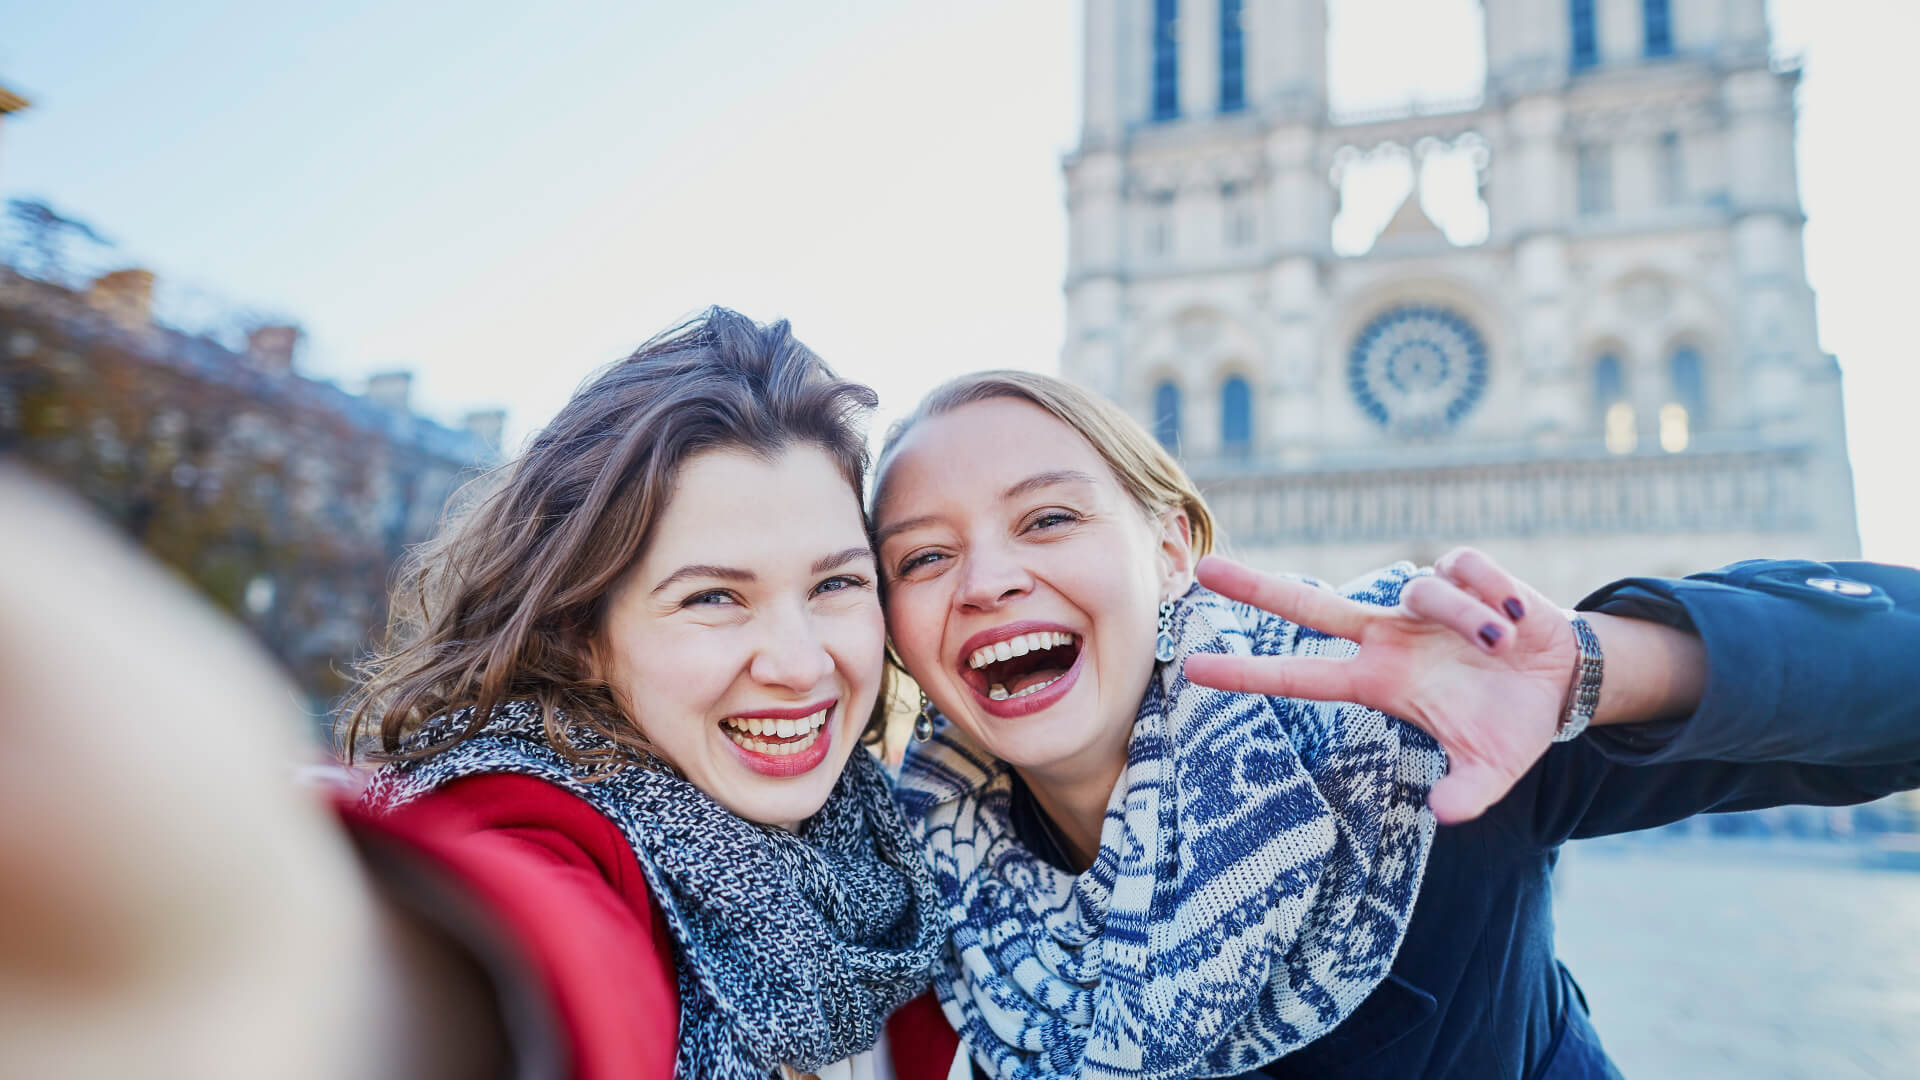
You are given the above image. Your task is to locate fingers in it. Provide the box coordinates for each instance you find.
[1183,653,1368,706]
[1427,756,1512,825]
[1196,555,1376,641]
[1402,575,1514,655]
[1433,547,1560,639]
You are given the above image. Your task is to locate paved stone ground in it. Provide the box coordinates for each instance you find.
[1553,839,1920,1079]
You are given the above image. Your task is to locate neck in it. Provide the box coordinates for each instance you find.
[1015,740,1129,874]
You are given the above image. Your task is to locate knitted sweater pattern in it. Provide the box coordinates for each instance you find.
[895,570,1446,1080]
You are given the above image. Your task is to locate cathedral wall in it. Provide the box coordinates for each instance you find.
[1220,526,1847,609]
[1067,0,1859,602]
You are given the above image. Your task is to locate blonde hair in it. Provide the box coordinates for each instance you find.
[875,370,1215,557]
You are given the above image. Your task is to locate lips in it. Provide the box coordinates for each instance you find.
[955,621,1083,719]
[721,699,837,777]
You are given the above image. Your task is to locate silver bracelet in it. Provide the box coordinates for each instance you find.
[1555,615,1604,742]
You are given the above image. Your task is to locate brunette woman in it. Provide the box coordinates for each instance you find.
[870,371,1920,1080]
[0,309,950,1080]
[341,307,949,1079]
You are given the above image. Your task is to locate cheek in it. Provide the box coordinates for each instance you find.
[884,589,945,673]
[837,604,888,682]
[615,631,740,721]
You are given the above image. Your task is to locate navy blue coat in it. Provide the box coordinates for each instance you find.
[1009,558,1920,1080]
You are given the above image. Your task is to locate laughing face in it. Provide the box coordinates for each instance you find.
[595,445,884,829]
[874,397,1192,787]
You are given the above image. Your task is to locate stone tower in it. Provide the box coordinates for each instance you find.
[1062,0,1858,600]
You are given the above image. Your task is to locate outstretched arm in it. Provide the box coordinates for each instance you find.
[1182,548,1709,825]
[0,465,505,1079]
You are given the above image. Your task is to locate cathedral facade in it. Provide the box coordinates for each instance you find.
[1062,0,1859,601]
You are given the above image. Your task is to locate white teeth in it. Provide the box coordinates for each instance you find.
[985,674,1063,704]
[724,726,822,757]
[722,707,829,746]
[1011,676,1060,699]
[969,631,1076,670]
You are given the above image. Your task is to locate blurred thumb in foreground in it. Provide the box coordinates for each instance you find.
[0,463,440,1079]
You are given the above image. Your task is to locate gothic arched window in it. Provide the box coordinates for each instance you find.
[1662,345,1705,452]
[1668,346,1705,418]
[1152,379,1182,451]
[1152,0,1180,122]
[1220,375,1253,456]
[1594,353,1635,454]
[1570,0,1599,72]
[1643,0,1674,58]
[1219,0,1246,113]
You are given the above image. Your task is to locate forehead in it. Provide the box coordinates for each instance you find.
[642,445,868,565]
[876,397,1116,521]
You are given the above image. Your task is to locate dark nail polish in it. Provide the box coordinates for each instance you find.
[1503,597,1525,621]
[1478,623,1502,648]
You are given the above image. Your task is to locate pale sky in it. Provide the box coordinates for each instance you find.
[3,1,1914,566]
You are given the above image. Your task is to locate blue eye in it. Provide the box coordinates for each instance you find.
[682,589,737,607]
[896,551,947,576]
[1027,509,1080,531]
[814,574,871,596]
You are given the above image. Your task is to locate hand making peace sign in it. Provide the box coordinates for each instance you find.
[1183,548,1584,825]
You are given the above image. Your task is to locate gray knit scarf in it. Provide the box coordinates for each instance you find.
[895,569,1447,1080]
[363,701,944,1079]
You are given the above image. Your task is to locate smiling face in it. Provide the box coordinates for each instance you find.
[596,445,884,829]
[874,397,1191,787]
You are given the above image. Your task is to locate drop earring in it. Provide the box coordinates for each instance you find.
[914,690,937,742]
[1155,597,1177,663]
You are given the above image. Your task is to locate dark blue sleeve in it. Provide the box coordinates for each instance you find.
[1574,559,1920,766]
[1509,739,1920,845]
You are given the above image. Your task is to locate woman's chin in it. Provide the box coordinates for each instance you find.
[961,701,1110,777]
[708,724,862,830]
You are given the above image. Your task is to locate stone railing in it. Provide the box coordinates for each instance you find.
[1328,94,1485,128]
[1190,444,1814,546]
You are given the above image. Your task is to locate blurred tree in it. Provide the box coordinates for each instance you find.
[5,198,112,286]
[0,259,497,719]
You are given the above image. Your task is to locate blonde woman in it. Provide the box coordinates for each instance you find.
[871,371,1920,1080]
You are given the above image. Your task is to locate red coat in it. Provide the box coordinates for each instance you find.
[348,772,961,1080]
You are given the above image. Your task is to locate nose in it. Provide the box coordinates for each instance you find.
[748,603,837,693]
[954,542,1032,612]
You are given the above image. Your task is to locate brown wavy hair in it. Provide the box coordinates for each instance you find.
[340,307,884,770]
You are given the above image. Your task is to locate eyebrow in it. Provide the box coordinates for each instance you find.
[649,547,875,596]
[650,564,753,596]
[874,469,1102,547]
[813,546,876,574]
[1001,469,1100,502]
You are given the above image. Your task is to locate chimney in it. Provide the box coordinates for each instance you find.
[365,371,413,412]
[86,268,155,329]
[461,408,506,451]
[245,324,301,376]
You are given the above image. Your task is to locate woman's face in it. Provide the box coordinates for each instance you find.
[875,397,1189,782]
[596,445,884,829]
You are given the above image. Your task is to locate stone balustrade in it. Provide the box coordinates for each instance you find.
[1190,443,1813,546]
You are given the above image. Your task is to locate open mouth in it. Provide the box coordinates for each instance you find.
[720,705,831,758]
[962,630,1082,702]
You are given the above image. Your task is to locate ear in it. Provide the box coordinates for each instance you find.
[1155,506,1196,599]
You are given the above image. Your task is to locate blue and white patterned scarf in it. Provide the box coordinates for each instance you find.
[895,569,1447,1080]
[363,701,944,1080]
